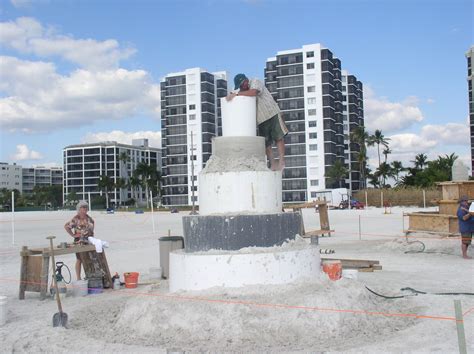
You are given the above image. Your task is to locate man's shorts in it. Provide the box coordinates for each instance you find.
[461,232,473,245]
[258,114,289,147]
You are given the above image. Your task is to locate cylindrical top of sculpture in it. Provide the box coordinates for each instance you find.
[220,96,256,137]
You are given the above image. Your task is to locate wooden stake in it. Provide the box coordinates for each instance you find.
[454,300,467,354]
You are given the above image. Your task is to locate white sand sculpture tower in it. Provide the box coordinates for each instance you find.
[169,97,320,292]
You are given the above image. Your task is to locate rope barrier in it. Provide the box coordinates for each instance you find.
[0,277,467,322]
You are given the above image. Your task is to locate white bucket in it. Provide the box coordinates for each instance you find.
[72,280,88,297]
[342,269,358,280]
[0,296,7,326]
[149,267,162,281]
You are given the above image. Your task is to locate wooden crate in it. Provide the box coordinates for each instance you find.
[438,181,474,201]
[438,200,459,215]
[407,212,459,234]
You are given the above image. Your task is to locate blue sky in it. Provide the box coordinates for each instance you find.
[0,0,472,169]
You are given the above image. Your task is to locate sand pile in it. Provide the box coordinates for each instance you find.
[73,279,419,352]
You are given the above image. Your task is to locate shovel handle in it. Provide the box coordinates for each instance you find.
[47,235,63,313]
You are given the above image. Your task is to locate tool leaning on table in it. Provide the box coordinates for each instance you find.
[19,240,112,300]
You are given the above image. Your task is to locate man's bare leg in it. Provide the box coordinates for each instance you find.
[276,139,285,170]
[266,146,278,171]
[462,243,472,259]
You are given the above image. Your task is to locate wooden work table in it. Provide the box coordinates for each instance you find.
[19,243,112,300]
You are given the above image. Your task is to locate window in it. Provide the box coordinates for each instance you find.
[309,144,318,150]
[306,63,315,69]
[189,114,196,120]
[306,74,316,83]
[307,97,316,105]
[308,121,317,127]
[309,133,317,139]
[306,51,314,58]
[310,180,319,186]
[189,104,196,110]
[307,86,316,93]
[308,109,316,116]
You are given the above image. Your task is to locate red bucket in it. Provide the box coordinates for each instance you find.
[322,261,342,281]
[124,272,139,289]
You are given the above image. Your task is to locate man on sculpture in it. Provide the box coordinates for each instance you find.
[226,73,288,171]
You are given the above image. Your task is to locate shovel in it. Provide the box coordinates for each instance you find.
[47,236,68,328]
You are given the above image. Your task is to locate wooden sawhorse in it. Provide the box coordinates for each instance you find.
[291,200,334,239]
[19,243,112,300]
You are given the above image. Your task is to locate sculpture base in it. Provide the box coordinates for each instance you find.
[182,212,302,252]
[169,245,320,292]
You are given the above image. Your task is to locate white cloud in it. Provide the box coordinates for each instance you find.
[420,123,469,146]
[0,17,135,70]
[11,144,43,160]
[0,56,161,132]
[82,130,162,149]
[426,98,435,104]
[364,86,424,133]
[366,122,470,169]
[10,0,34,8]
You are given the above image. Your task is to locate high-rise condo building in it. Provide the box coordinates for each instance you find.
[160,68,228,206]
[467,46,474,175]
[264,43,364,203]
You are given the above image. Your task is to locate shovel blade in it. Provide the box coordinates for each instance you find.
[53,312,68,328]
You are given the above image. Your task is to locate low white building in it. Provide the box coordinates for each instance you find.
[63,140,161,205]
[0,162,22,192]
[22,166,63,194]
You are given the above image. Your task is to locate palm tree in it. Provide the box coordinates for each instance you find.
[129,176,141,206]
[382,147,392,163]
[375,162,394,187]
[98,175,114,209]
[412,153,428,170]
[117,151,131,204]
[115,178,127,206]
[325,159,348,188]
[350,126,370,189]
[370,129,390,167]
[390,160,405,182]
[133,162,160,206]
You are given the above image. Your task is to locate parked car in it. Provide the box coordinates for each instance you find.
[351,199,365,209]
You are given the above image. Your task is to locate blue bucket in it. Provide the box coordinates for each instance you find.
[87,277,103,294]
[88,287,103,295]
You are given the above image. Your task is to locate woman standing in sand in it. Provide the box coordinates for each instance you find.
[64,201,95,279]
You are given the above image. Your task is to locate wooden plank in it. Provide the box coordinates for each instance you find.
[296,209,305,236]
[302,229,335,237]
[79,250,113,288]
[42,244,96,256]
[408,213,459,234]
[405,229,459,237]
[291,201,328,209]
[438,200,458,216]
[19,246,28,300]
[319,204,329,229]
[25,256,42,292]
[358,268,375,273]
[40,254,49,300]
